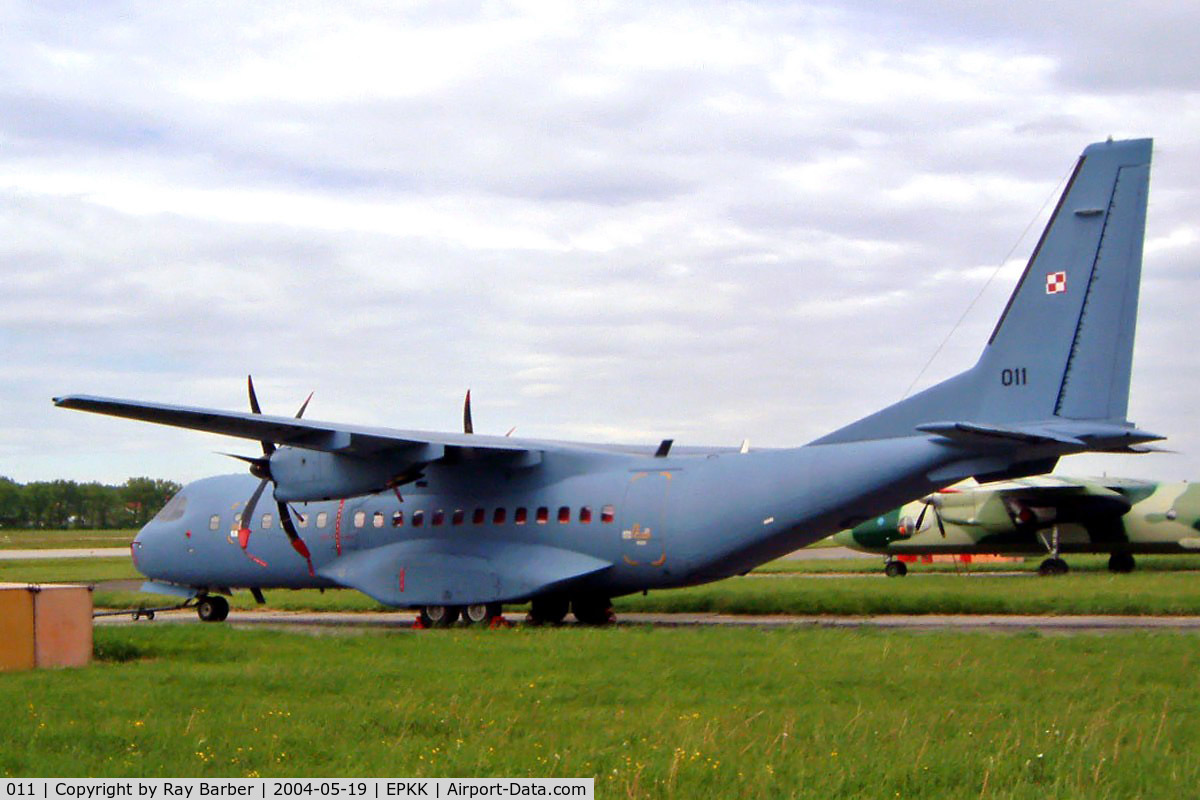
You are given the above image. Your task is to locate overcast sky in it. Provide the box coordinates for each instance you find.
[3,0,1198,486]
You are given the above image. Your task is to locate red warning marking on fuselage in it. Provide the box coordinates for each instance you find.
[398,568,406,593]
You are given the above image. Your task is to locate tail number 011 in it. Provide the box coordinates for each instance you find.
[1001,367,1027,386]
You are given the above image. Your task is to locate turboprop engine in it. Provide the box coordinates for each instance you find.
[268,445,439,502]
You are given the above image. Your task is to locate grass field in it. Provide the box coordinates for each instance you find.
[2,624,1199,798]
[0,529,136,549]
[79,571,1200,617]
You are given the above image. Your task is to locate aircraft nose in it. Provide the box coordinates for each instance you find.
[131,522,167,579]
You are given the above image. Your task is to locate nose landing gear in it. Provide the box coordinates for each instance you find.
[196,594,230,622]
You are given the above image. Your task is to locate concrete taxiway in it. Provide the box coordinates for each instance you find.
[92,608,1200,633]
[0,547,130,560]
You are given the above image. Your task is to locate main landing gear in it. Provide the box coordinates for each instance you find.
[884,559,908,578]
[196,594,230,622]
[418,603,505,628]
[526,594,614,626]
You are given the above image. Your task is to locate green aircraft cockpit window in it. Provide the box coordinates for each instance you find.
[373,512,384,528]
[154,493,187,522]
[208,514,220,531]
[392,511,404,527]
[580,507,592,524]
[316,511,328,528]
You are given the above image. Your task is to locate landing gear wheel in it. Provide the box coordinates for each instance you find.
[196,595,230,622]
[528,595,569,625]
[464,602,504,625]
[1108,552,1136,574]
[571,596,614,626]
[1038,557,1069,576]
[884,560,908,578]
[420,605,461,628]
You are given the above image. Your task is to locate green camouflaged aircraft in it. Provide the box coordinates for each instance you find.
[833,477,1200,576]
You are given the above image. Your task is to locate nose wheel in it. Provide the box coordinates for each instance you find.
[196,595,230,622]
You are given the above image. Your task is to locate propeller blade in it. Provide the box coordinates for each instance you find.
[247,375,276,456]
[277,500,314,575]
[247,374,262,415]
[295,392,313,419]
[463,390,474,434]
[239,478,269,550]
[913,503,928,533]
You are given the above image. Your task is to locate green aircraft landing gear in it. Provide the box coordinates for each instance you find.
[884,560,907,577]
[1108,552,1136,573]
[1036,527,1069,576]
[1037,558,1069,576]
[196,594,230,622]
[420,605,461,627]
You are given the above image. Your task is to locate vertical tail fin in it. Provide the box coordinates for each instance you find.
[816,138,1152,445]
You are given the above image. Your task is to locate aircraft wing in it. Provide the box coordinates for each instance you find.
[53,394,547,457]
[978,477,1135,520]
[317,538,613,606]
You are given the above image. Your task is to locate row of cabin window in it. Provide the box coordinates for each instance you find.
[209,504,616,532]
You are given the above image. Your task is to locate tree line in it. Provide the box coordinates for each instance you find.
[0,476,182,529]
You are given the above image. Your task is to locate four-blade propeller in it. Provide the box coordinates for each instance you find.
[230,376,315,575]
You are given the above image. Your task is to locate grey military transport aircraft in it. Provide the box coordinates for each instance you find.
[57,138,1160,626]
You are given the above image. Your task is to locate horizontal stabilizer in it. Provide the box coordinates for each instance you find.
[918,419,1163,452]
[916,421,1081,447]
[317,539,613,606]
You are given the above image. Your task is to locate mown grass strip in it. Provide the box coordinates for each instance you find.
[0,529,137,549]
[2,624,1199,799]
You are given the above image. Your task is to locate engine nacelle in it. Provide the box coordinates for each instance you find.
[268,444,441,502]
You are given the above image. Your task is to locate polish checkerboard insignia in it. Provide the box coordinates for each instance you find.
[1045,271,1067,294]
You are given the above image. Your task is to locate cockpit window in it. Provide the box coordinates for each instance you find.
[153,493,187,522]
